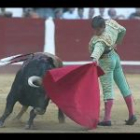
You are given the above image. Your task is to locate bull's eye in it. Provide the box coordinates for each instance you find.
[48,65,54,69]
[33,81,40,86]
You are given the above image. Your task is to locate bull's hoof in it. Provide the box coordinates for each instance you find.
[24,124,33,130]
[24,122,34,130]
[0,121,5,128]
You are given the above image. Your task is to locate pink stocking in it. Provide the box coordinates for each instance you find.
[103,99,113,121]
[124,95,135,118]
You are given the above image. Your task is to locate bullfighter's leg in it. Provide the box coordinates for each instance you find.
[58,108,65,123]
[0,93,17,127]
[114,57,137,125]
[13,106,28,121]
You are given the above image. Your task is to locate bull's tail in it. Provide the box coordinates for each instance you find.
[0,53,34,67]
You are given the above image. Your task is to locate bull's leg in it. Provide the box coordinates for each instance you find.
[0,94,17,127]
[58,108,65,123]
[25,98,50,129]
[25,109,36,129]
[13,106,28,121]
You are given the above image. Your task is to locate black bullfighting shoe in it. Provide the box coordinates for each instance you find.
[125,115,137,125]
[98,120,112,126]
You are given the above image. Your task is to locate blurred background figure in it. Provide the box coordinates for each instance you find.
[3,11,13,18]
[23,8,40,18]
[33,8,55,19]
[108,8,117,19]
[113,8,135,19]
[62,8,77,19]
[54,8,63,19]
[129,8,140,20]
[97,8,109,19]
[0,7,137,20]
[88,8,95,19]
[5,8,23,17]
[98,8,108,19]
[99,8,105,17]
[76,8,86,19]
[0,8,16,18]
[23,10,40,18]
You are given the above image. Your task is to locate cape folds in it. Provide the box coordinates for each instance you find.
[43,62,104,129]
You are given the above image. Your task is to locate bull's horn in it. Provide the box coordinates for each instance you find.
[28,76,42,88]
[0,54,22,62]
[0,61,11,67]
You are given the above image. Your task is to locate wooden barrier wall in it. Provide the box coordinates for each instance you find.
[0,18,140,73]
[0,18,45,58]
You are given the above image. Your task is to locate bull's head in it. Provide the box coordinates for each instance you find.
[28,57,56,88]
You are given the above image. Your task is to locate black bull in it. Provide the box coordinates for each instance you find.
[0,52,65,129]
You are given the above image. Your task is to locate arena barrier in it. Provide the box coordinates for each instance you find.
[0,18,140,73]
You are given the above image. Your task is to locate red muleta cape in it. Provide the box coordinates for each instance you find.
[43,62,104,129]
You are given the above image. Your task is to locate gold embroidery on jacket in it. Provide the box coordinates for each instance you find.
[106,19,120,30]
[89,19,120,53]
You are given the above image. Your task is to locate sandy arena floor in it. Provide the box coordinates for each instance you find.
[0,73,140,133]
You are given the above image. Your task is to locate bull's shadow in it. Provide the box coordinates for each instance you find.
[0,52,65,129]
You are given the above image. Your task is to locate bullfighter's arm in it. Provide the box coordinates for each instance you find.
[90,42,105,61]
[115,25,126,45]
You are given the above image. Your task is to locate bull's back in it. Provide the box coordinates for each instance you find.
[34,52,63,68]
